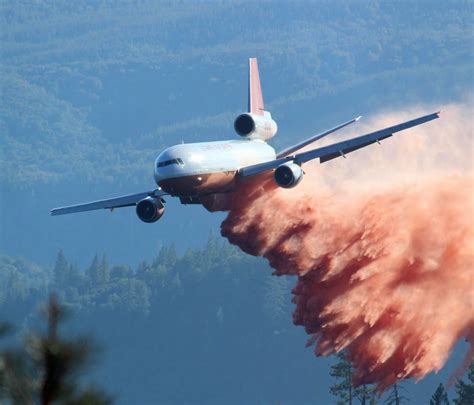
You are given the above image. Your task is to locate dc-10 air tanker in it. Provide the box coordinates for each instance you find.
[51,59,439,222]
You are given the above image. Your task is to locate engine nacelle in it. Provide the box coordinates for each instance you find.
[234,112,278,141]
[274,162,303,188]
[136,197,165,223]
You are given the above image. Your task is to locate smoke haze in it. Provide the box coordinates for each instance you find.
[221,102,474,390]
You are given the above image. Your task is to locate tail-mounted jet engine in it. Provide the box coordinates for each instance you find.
[234,112,278,141]
[274,162,303,188]
[136,197,165,223]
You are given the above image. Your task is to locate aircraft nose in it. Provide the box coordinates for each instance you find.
[154,148,186,183]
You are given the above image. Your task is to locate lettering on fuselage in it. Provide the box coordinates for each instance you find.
[201,143,234,151]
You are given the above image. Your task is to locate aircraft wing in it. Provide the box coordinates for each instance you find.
[50,189,166,216]
[240,111,440,177]
[276,115,362,158]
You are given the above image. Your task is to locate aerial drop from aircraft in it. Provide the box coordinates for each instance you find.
[220,102,473,390]
[51,59,439,221]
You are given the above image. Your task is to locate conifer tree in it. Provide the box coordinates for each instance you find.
[453,361,474,405]
[86,254,101,285]
[53,249,69,287]
[330,350,354,405]
[156,244,177,268]
[430,383,450,405]
[385,382,409,405]
[87,254,109,286]
[355,383,377,405]
[110,264,133,280]
[99,254,110,284]
[0,296,110,404]
[330,351,378,404]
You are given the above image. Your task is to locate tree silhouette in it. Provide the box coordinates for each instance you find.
[453,361,474,405]
[53,249,69,287]
[385,382,409,405]
[430,383,450,404]
[0,295,110,404]
[99,254,110,285]
[355,383,377,405]
[330,350,354,404]
[330,350,378,404]
[86,254,101,286]
[158,243,177,268]
[84,253,110,287]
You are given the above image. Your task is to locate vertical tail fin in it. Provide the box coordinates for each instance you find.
[248,58,265,116]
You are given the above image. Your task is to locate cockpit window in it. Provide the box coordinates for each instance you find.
[157,158,184,168]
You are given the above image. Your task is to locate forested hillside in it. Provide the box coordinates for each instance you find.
[1,238,315,404]
[1,0,472,185]
[1,2,473,403]
[2,0,472,264]
[2,239,471,404]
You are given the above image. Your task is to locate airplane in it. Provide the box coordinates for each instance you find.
[51,58,440,223]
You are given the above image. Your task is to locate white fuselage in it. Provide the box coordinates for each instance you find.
[154,139,275,197]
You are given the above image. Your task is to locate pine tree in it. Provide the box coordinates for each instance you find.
[86,254,109,286]
[385,382,409,405]
[330,351,378,404]
[330,350,354,405]
[0,295,110,404]
[53,251,83,294]
[99,254,110,284]
[355,383,377,405]
[110,264,133,280]
[86,254,101,285]
[453,361,474,405]
[53,249,69,287]
[430,383,450,405]
[156,243,177,268]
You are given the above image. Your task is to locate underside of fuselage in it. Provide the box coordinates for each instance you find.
[157,170,238,198]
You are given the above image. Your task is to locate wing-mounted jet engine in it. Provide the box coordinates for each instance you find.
[50,57,441,222]
[234,58,278,141]
[274,162,303,188]
[136,197,165,223]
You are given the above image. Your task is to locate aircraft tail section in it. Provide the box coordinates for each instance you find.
[248,58,265,116]
[234,58,277,141]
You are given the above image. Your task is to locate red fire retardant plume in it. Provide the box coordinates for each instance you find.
[220,104,474,391]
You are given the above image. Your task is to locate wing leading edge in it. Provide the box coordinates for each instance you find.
[276,115,362,158]
[50,189,166,216]
[240,111,440,177]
